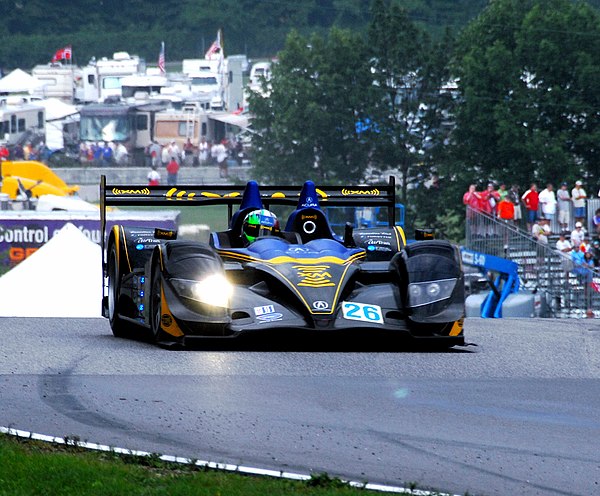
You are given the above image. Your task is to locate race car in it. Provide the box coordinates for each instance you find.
[100,176,465,348]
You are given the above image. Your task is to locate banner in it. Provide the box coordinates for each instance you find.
[51,45,72,63]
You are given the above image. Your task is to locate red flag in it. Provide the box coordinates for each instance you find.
[158,41,165,74]
[51,45,72,63]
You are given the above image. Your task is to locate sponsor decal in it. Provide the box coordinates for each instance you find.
[341,188,380,196]
[112,188,150,195]
[161,314,173,327]
[301,196,319,208]
[167,188,197,199]
[135,237,156,244]
[300,214,317,220]
[287,247,311,253]
[254,305,276,316]
[154,228,177,239]
[313,300,329,310]
[136,244,144,250]
[366,239,390,246]
[294,265,334,287]
[256,312,283,323]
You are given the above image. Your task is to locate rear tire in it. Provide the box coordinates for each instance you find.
[107,242,129,338]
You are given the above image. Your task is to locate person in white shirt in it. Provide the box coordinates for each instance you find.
[532,217,551,244]
[538,183,557,223]
[571,180,587,225]
[556,232,573,277]
[556,182,571,231]
[571,221,585,246]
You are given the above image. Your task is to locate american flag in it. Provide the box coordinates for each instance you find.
[158,41,165,74]
[205,30,223,60]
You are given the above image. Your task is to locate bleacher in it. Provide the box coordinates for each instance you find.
[465,206,600,318]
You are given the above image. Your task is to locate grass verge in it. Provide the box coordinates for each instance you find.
[0,434,415,496]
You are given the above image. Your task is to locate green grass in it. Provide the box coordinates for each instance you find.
[0,435,407,496]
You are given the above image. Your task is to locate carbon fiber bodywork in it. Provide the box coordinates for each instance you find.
[101,177,465,347]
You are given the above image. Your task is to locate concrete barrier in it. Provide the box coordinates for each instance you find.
[53,165,254,202]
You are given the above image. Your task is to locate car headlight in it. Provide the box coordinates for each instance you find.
[408,278,457,307]
[171,274,232,308]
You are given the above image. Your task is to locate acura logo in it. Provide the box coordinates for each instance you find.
[313,300,329,310]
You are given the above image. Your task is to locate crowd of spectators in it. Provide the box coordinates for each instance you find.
[463,179,600,288]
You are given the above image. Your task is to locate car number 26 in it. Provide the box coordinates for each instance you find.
[341,302,384,324]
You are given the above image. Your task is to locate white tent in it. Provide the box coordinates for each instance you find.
[0,68,46,94]
[0,223,102,317]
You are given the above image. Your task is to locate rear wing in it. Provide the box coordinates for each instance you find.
[100,174,397,257]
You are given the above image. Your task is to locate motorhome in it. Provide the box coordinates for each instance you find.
[31,63,80,102]
[78,100,169,165]
[120,73,168,101]
[75,52,145,103]
[248,61,272,87]
[0,102,45,145]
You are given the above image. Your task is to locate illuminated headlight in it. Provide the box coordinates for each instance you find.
[408,278,457,307]
[171,274,232,308]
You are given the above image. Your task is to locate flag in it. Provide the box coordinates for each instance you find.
[51,45,72,63]
[205,30,223,60]
[158,41,165,74]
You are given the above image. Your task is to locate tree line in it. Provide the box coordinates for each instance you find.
[249,0,600,241]
[0,0,487,69]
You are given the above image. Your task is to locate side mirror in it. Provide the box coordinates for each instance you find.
[414,228,435,240]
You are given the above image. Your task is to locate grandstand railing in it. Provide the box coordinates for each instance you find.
[464,207,599,318]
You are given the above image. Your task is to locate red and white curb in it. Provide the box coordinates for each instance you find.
[1,426,458,496]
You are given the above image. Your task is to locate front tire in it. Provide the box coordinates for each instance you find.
[150,257,169,343]
[107,243,129,338]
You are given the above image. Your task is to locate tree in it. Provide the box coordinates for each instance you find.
[248,28,376,183]
[366,0,456,206]
[454,0,600,188]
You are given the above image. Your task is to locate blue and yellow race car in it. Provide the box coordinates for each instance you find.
[101,177,465,348]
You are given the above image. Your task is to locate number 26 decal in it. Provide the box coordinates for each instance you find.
[341,302,384,324]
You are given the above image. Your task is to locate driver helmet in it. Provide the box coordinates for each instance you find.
[242,209,280,245]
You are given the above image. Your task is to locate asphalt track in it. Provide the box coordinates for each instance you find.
[0,317,599,496]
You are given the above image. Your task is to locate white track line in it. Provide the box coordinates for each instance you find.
[0,425,458,496]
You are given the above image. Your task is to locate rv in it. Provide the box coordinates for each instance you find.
[31,63,80,103]
[75,52,145,103]
[0,102,45,145]
[79,100,169,165]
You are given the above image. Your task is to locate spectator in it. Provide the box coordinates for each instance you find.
[198,137,209,165]
[496,183,508,201]
[147,165,160,186]
[0,142,9,161]
[593,208,600,236]
[522,183,539,232]
[591,239,600,267]
[102,142,114,165]
[463,184,482,235]
[507,184,522,225]
[556,182,571,231]
[486,182,500,216]
[166,156,180,186]
[572,180,587,225]
[497,196,515,223]
[538,183,557,223]
[571,221,585,247]
[532,217,551,244]
[216,140,229,178]
[556,232,573,278]
[148,140,162,167]
[114,142,128,165]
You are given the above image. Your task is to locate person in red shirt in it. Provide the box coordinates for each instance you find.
[166,157,180,186]
[463,184,485,236]
[0,143,9,161]
[521,183,539,232]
